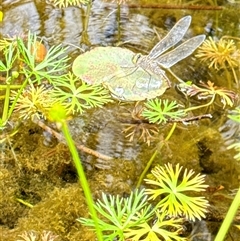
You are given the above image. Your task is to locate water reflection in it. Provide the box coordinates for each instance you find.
[1,1,41,35]
[1,0,157,53]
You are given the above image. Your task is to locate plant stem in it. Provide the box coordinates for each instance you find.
[34,118,113,161]
[214,186,240,241]
[0,84,22,89]
[184,94,215,112]
[2,81,11,124]
[60,118,103,241]
[7,78,29,120]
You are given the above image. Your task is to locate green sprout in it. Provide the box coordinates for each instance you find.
[142,99,185,124]
[51,72,112,114]
[145,163,209,221]
[78,189,154,241]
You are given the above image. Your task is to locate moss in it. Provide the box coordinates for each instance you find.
[0,168,27,228]
[14,183,95,241]
[13,121,72,173]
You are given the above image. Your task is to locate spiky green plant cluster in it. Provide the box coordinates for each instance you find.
[48,0,91,8]
[11,85,56,120]
[17,33,70,84]
[145,163,209,221]
[0,32,70,129]
[78,163,209,240]
[142,99,186,124]
[78,189,155,241]
[51,72,112,114]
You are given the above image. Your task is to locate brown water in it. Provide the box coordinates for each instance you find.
[1,0,240,240]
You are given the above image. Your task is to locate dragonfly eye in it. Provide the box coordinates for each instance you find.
[132,53,142,64]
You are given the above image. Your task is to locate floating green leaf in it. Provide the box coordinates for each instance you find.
[72,47,170,101]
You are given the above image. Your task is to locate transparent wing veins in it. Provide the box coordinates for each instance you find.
[149,15,192,59]
[156,35,206,68]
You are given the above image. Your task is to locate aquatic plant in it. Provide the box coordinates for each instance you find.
[48,0,91,8]
[0,31,112,139]
[17,32,70,84]
[123,122,159,146]
[17,230,59,241]
[78,163,209,240]
[145,163,209,221]
[196,37,239,70]
[178,80,236,110]
[122,103,159,146]
[51,72,112,114]
[196,36,240,86]
[124,211,185,241]
[142,99,186,124]
[0,32,69,131]
[78,189,155,241]
[11,85,55,120]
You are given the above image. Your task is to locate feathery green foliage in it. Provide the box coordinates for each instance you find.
[11,85,56,120]
[124,211,186,241]
[78,163,209,240]
[145,163,209,221]
[142,99,185,124]
[51,72,112,114]
[78,189,154,241]
[17,32,70,84]
[48,0,91,8]
[0,32,70,130]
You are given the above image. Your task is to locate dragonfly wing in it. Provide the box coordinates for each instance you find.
[156,35,206,69]
[149,15,192,59]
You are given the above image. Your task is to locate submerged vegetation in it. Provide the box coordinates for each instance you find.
[79,164,209,240]
[1,0,240,241]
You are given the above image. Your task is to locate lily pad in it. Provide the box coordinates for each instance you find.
[72,46,170,101]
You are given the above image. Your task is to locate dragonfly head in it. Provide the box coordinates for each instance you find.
[132,53,142,64]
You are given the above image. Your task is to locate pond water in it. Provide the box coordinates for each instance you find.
[0,0,240,240]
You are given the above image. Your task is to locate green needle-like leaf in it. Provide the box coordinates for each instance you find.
[78,189,154,241]
[17,32,70,84]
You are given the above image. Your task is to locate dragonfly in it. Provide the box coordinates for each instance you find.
[105,15,206,101]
